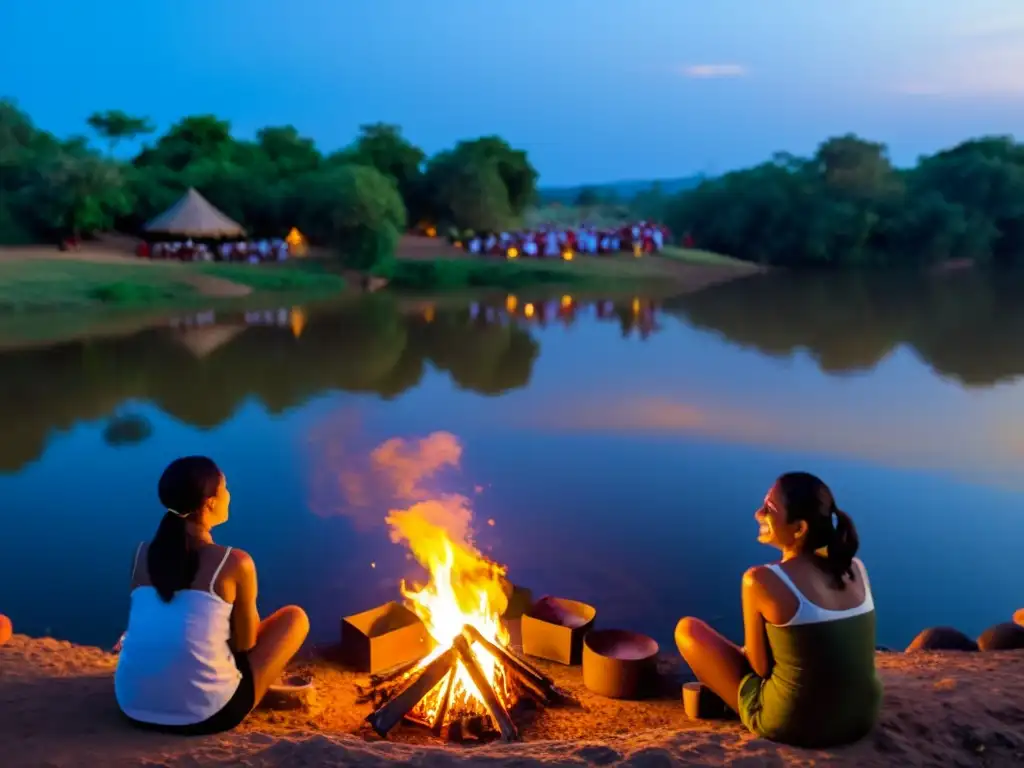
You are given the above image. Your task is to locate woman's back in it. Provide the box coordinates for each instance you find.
[115,544,242,726]
[753,559,882,747]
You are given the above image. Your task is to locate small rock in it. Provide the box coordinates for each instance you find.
[978,622,1024,651]
[906,627,978,652]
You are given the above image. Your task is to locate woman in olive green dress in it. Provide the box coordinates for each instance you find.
[675,472,882,748]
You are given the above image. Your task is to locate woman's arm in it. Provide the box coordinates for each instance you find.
[229,551,260,653]
[741,567,772,678]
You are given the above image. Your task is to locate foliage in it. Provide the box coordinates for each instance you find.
[293,164,406,270]
[664,134,1024,267]
[2,102,539,263]
[87,110,154,155]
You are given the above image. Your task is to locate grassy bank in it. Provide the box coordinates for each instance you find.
[0,257,345,313]
[379,246,756,292]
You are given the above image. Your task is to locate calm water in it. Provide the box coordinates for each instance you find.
[1,272,1022,652]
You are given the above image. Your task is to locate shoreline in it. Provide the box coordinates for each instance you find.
[3,634,1022,766]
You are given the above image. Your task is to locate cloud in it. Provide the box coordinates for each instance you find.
[678,64,747,79]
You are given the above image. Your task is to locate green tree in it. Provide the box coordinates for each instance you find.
[295,164,406,269]
[424,151,514,232]
[574,186,601,208]
[86,110,154,156]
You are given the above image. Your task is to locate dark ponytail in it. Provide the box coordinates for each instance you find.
[149,456,222,602]
[776,472,860,590]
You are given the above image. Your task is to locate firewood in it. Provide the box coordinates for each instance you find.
[367,657,424,687]
[460,625,558,701]
[430,669,456,735]
[366,648,455,738]
[452,634,519,742]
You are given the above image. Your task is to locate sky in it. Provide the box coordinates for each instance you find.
[2,0,1023,185]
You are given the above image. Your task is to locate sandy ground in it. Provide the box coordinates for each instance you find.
[2,635,1022,767]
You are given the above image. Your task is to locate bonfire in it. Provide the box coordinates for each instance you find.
[361,498,560,742]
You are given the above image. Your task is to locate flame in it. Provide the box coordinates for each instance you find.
[382,439,516,724]
[506,295,518,313]
[562,250,574,261]
[524,303,535,318]
[507,247,519,260]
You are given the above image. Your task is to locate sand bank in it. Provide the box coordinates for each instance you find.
[2,635,1023,767]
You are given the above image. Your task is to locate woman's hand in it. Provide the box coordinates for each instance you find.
[742,567,773,678]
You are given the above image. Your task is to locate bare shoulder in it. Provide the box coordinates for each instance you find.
[226,547,256,578]
[742,564,773,591]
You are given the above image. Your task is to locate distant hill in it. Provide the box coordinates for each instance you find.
[539,175,705,204]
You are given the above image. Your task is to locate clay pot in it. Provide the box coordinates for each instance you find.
[0,614,11,646]
[977,622,1024,651]
[905,626,978,652]
[1013,608,1024,628]
[582,629,659,699]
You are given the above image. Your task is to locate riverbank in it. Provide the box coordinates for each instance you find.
[2,634,1022,767]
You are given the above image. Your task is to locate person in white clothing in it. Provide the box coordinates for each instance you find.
[115,456,309,735]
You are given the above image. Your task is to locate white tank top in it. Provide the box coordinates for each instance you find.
[115,544,242,725]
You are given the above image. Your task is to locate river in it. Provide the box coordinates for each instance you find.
[0,271,1021,652]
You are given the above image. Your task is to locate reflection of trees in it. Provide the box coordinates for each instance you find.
[0,296,539,472]
[102,413,153,447]
[666,271,1024,385]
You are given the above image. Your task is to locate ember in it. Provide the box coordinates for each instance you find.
[361,480,561,741]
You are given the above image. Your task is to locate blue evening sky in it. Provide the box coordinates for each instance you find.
[2,0,1022,185]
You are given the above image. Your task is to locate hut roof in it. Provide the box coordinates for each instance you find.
[145,188,246,238]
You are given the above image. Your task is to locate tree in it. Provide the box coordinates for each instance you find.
[574,186,601,208]
[256,125,321,177]
[87,110,154,156]
[295,164,407,269]
[424,151,514,232]
[346,123,425,217]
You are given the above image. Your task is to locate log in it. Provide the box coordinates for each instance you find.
[452,634,519,742]
[368,657,424,687]
[461,625,556,700]
[431,669,456,736]
[366,648,455,737]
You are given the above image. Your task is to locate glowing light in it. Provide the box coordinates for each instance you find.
[524,303,535,318]
[426,226,437,238]
[562,250,574,261]
[633,244,643,258]
[507,247,519,260]
[561,295,573,309]
[424,305,436,323]
[632,298,641,315]
[506,295,518,313]
[387,502,513,722]
[289,308,307,339]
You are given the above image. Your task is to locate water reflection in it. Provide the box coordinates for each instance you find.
[0,295,660,473]
[666,271,1024,387]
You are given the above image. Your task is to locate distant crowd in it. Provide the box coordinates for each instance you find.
[459,221,675,258]
[136,239,293,262]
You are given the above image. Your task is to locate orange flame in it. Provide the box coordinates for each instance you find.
[381,435,516,722]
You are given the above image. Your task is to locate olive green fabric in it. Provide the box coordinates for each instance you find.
[737,611,882,747]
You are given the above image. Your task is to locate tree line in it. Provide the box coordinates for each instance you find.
[658,135,1024,268]
[0,100,539,269]
[3,98,1021,269]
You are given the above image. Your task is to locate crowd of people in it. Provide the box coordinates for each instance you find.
[458,221,675,258]
[136,239,293,263]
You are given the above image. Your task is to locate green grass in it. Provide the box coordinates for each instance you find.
[199,261,347,292]
[0,258,345,314]
[0,260,196,312]
[658,245,750,268]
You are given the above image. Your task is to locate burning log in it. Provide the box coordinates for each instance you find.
[461,624,558,702]
[430,669,456,736]
[368,657,423,688]
[452,634,519,742]
[366,648,455,737]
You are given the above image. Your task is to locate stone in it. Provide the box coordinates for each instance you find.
[978,622,1024,651]
[905,626,978,652]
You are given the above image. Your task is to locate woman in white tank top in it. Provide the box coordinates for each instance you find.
[114,456,310,735]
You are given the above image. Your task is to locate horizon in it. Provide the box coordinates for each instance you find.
[2,1,1023,186]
